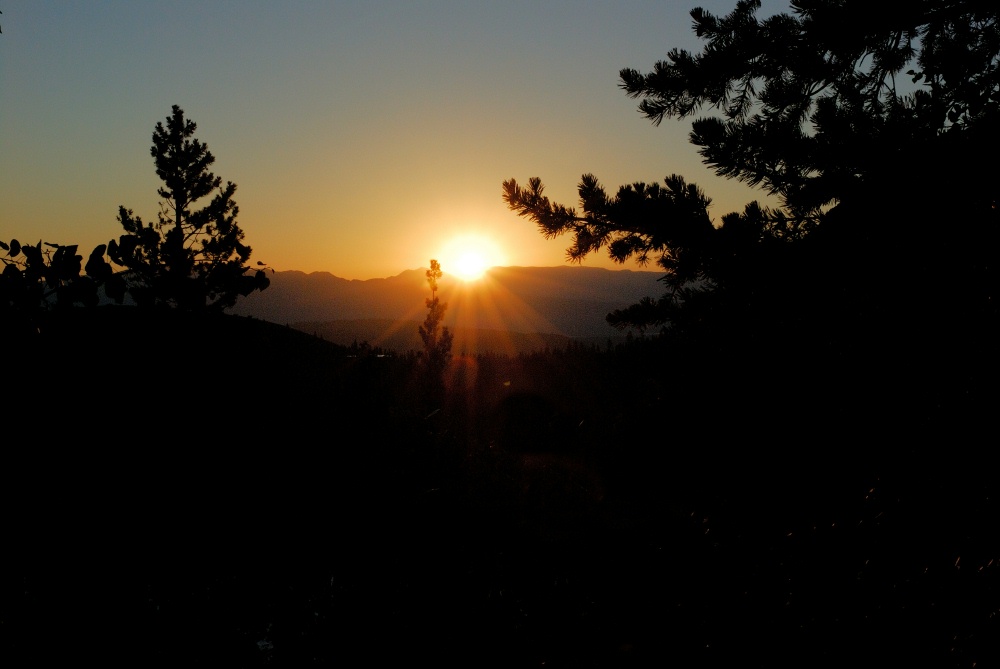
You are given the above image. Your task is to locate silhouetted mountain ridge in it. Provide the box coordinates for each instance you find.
[229,265,663,349]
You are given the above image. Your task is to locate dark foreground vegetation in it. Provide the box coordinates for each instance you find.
[2,306,995,668]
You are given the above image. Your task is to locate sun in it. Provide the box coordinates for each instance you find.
[454,251,489,281]
[440,233,505,281]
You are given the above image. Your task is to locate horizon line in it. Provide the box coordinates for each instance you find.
[275,264,666,282]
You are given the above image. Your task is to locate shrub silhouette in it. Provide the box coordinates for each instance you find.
[1,238,118,338]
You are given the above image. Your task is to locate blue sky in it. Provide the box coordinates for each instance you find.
[1,1,786,279]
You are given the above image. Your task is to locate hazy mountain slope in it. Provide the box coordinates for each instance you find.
[229,265,663,339]
[294,319,576,356]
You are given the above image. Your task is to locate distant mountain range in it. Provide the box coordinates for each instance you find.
[228,266,664,354]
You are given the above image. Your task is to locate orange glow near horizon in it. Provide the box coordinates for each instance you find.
[442,270,563,358]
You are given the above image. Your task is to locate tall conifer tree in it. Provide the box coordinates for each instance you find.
[110,105,269,310]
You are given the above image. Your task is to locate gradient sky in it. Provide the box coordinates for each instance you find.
[1,1,785,280]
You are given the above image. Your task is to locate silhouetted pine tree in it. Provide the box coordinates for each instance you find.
[417,259,453,403]
[109,105,270,310]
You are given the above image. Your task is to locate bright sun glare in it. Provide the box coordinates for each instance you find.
[454,251,488,281]
[440,234,505,281]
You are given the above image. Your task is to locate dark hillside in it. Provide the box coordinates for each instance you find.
[295,318,576,355]
[3,308,996,667]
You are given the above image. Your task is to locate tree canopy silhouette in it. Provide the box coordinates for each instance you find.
[504,0,998,335]
[619,0,999,216]
[109,105,270,311]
